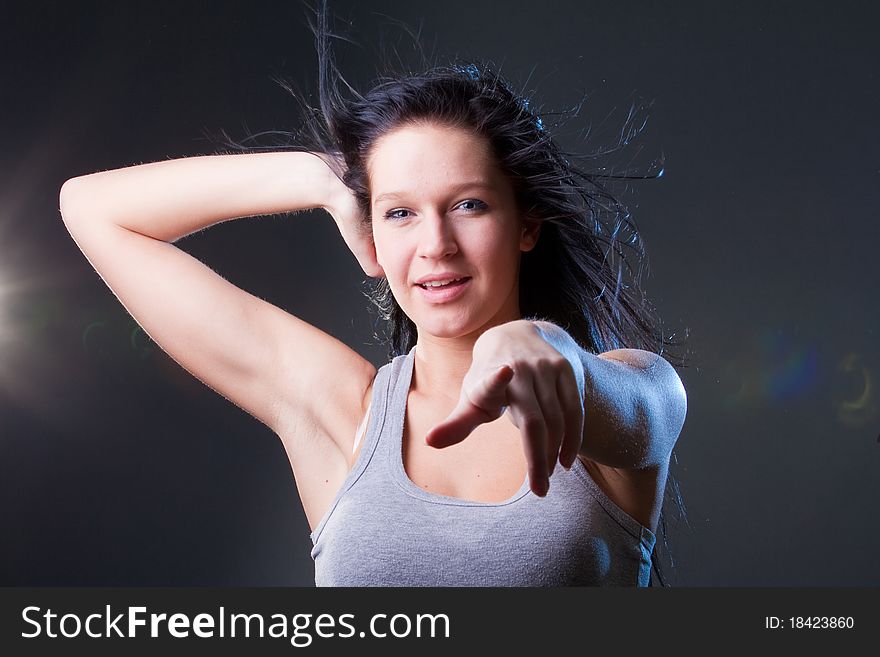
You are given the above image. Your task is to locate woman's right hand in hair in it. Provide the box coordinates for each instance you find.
[315,153,384,278]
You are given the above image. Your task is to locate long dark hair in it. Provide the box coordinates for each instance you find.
[211,0,691,586]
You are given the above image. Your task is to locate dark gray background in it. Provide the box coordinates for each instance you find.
[2,0,877,586]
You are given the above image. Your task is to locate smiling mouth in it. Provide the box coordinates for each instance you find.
[416,276,471,289]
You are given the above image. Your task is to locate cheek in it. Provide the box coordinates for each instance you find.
[470,224,520,268]
[373,231,412,280]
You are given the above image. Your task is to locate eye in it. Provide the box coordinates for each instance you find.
[457,199,487,212]
[383,200,487,221]
[383,208,411,221]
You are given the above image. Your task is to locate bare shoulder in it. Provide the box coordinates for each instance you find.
[577,455,670,535]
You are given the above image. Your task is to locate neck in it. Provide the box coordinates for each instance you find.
[411,336,477,406]
[411,291,522,406]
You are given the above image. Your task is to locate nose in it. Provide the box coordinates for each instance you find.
[416,212,458,260]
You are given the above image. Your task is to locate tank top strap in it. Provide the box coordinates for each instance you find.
[376,345,417,462]
[308,347,412,545]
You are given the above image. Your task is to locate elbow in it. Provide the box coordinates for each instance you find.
[59,175,106,231]
[59,177,85,224]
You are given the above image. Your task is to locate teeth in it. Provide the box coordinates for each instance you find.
[422,277,462,288]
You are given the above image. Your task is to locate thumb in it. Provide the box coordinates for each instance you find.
[426,365,514,448]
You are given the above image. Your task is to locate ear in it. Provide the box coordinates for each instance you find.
[519,215,542,252]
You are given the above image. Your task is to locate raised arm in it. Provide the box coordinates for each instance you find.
[58,152,377,449]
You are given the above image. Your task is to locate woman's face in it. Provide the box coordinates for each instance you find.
[367,122,540,340]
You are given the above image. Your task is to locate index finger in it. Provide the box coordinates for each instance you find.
[425,365,514,448]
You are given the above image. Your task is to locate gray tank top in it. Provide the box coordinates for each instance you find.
[310,345,656,586]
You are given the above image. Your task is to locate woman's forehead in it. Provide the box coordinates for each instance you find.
[368,124,505,199]
[369,124,491,171]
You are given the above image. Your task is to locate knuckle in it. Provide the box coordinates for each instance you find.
[535,357,557,374]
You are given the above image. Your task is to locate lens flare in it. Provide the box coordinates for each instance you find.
[719,327,820,408]
[836,353,877,429]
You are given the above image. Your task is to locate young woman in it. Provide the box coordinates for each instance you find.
[58,3,687,586]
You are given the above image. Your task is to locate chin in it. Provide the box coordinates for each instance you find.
[415,312,491,341]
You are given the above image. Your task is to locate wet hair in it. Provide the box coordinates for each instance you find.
[211,0,691,586]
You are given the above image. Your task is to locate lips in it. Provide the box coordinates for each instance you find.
[415,276,472,303]
[416,276,470,289]
[414,272,471,286]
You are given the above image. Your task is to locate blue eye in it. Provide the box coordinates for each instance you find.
[458,199,487,212]
[382,200,487,221]
[384,209,411,221]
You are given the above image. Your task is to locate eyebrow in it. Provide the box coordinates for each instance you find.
[373,181,495,205]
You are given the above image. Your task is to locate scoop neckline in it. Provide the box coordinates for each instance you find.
[389,345,532,507]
